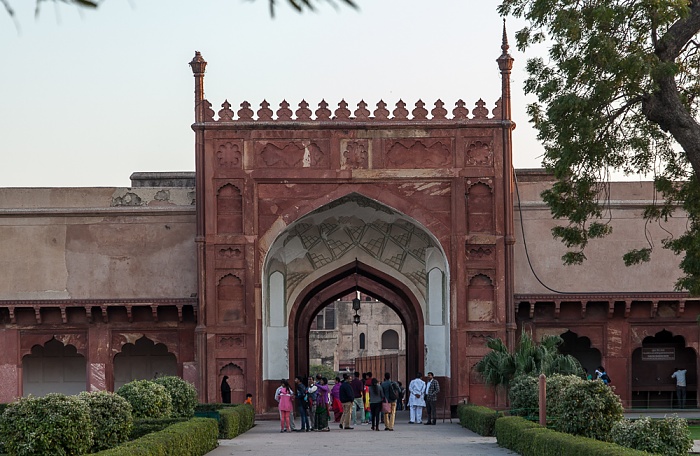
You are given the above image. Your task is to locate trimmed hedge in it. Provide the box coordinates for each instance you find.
[93,417,218,456]
[219,404,255,439]
[495,416,654,456]
[130,418,188,440]
[456,403,500,436]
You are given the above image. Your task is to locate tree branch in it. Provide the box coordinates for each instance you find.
[656,0,700,61]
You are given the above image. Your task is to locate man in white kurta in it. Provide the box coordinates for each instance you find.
[408,372,426,424]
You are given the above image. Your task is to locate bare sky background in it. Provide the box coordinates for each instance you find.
[1,0,545,188]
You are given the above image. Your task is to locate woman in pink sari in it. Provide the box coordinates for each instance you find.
[278,380,293,432]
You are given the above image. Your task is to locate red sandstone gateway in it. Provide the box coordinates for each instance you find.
[0,26,696,412]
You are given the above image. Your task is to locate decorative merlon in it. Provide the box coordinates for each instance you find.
[200,98,504,123]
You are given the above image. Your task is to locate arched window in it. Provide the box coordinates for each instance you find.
[381,330,399,350]
[359,333,366,350]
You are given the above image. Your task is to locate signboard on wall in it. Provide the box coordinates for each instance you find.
[641,347,675,361]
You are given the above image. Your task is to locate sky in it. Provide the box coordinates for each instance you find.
[1,0,545,188]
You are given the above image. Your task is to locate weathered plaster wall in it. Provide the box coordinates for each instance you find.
[0,187,196,300]
[514,175,687,293]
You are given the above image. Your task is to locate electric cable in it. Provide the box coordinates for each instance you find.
[513,168,580,295]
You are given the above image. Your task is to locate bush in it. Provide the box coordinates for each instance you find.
[610,415,692,456]
[117,380,173,419]
[78,391,133,452]
[93,417,218,456]
[552,377,624,440]
[0,393,93,456]
[509,375,538,417]
[219,404,255,439]
[456,403,499,436]
[130,418,188,440]
[153,376,197,418]
[495,415,650,456]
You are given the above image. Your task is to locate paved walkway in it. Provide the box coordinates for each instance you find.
[206,410,515,456]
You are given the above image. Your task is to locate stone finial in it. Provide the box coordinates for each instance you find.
[497,19,514,72]
[189,51,207,75]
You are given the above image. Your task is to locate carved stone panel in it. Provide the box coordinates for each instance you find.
[467,331,496,347]
[341,139,369,170]
[215,141,243,168]
[254,140,329,168]
[215,246,246,269]
[217,334,246,349]
[465,140,493,166]
[465,244,495,263]
[384,139,452,169]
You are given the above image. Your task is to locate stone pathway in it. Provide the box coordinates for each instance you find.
[206,411,515,456]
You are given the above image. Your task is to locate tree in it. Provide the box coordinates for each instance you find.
[499,0,700,294]
[475,330,582,390]
[4,0,355,21]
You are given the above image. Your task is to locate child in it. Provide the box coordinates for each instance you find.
[244,393,253,405]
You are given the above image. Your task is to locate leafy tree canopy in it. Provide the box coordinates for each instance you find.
[499,0,700,294]
[3,0,356,21]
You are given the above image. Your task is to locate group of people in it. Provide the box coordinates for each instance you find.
[273,371,440,433]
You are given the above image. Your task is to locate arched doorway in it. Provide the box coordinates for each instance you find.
[23,338,86,397]
[631,329,697,408]
[559,330,601,376]
[113,336,177,389]
[262,193,450,399]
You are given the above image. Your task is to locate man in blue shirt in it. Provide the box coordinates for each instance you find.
[672,367,687,409]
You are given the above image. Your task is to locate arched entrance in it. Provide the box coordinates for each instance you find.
[290,260,424,381]
[262,194,449,393]
[631,329,697,408]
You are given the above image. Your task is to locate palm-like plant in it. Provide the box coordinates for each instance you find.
[475,331,582,390]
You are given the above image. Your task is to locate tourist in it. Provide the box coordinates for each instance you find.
[294,376,311,431]
[408,372,426,424]
[331,376,343,422]
[380,372,399,431]
[307,376,318,429]
[275,379,297,431]
[339,373,355,430]
[672,367,688,408]
[314,377,331,431]
[220,375,231,404]
[424,372,440,425]
[278,380,293,433]
[368,377,385,431]
[244,393,253,406]
[396,381,405,411]
[351,371,364,426]
[595,366,611,385]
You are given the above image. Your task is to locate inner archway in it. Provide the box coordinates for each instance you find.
[291,261,422,383]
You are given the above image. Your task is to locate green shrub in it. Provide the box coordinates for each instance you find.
[456,403,499,436]
[153,376,197,418]
[78,391,133,452]
[552,377,624,440]
[495,415,651,456]
[610,415,692,456]
[219,404,255,439]
[509,375,538,417]
[117,380,173,419]
[130,418,188,440]
[93,417,218,456]
[0,393,93,456]
[495,416,541,454]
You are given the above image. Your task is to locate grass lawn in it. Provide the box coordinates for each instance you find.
[689,425,700,440]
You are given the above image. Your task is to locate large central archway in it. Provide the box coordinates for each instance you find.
[262,193,450,386]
